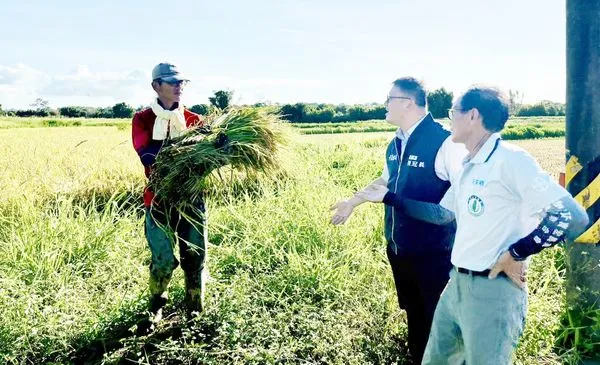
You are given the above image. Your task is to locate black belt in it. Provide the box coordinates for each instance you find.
[455,266,506,278]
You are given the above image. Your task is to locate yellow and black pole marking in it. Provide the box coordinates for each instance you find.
[565,1,600,353]
[566,155,600,245]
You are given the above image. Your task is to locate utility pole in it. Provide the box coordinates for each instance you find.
[565,0,600,362]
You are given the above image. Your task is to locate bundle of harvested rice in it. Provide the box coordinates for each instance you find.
[149,108,288,206]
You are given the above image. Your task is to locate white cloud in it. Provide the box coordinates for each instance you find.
[165,74,327,106]
[0,64,51,108]
[0,63,328,109]
[0,64,47,85]
[39,65,149,100]
[0,62,564,110]
[0,63,154,108]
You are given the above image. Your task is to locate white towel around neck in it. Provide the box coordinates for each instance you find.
[151,100,187,140]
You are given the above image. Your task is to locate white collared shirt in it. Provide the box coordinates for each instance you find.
[440,134,570,271]
[381,116,468,183]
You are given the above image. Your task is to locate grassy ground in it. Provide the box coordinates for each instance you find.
[0,126,586,364]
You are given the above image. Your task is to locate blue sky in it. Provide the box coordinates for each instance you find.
[0,0,565,109]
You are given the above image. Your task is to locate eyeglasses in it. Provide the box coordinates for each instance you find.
[385,96,412,104]
[160,79,189,87]
[448,108,466,119]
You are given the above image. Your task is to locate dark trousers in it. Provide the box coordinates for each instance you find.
[386,244,452,364]
[145,201,208,295]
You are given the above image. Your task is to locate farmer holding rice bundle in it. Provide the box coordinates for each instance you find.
[149,106,286,206]
[132,63,208,330]
[132,63,285,333]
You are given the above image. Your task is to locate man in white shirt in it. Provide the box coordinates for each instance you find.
[331,77,467,363]
[357,86,589,364]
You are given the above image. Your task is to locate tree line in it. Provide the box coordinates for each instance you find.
[0,89,565,122]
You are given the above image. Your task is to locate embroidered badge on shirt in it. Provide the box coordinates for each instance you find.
[388,154,398,161]
[467,195,484,216]
[406,155,425,168]
[472,179,485,187]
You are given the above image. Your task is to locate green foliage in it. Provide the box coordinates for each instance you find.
[209,90,234,110]
[279,103,307,122]
[111,102,135,118]
[304,104,335,123]
[426,88,453,119]
[517,101,566,117]
[189,103,212,115]
[58,106,87,118]
[501,124,565,140]
[557,305,600,362]
[345,105,386,122]
[94,106,114,118]
[278,103,385,123]
[14,109,41,117]
[4,98,567,123]
[13,109,57,117]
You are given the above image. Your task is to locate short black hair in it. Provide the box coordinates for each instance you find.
[152,78,164,85]
[459,86,509,132]
[392,77,427,107]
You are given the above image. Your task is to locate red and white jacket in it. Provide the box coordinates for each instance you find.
[131,107,203,207]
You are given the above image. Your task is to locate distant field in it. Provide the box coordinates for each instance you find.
[0,116,566,140]
[0,116,130,129]
[296,117,566,139]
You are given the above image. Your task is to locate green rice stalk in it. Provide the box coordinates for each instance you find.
[149,108,289,208]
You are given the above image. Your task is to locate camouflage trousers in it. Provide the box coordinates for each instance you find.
[145,200,207,309]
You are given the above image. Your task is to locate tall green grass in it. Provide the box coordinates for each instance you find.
[0,127,589,364]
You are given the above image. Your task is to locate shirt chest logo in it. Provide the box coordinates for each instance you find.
[467,195,484,216]
[388,154,398,161]
[472,179,485,187]
[406,154,425,168]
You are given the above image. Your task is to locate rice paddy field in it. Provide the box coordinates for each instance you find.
[0,119,588,364]
[0,116,566,139]
[295,116,566,138]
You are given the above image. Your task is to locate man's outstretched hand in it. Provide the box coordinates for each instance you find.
[330,200,355,225]
[355,184,389,203]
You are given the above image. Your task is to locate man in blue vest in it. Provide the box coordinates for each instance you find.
[356,86,589,364]
[331,77,466,364]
